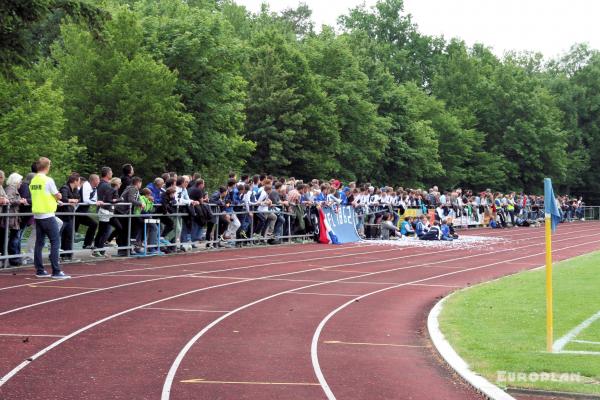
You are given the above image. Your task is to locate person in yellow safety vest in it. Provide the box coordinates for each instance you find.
[506,193,516,227]
[30,157,70,279]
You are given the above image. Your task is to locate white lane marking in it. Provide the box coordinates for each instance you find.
[572,339,600,345]
[309,239,600,400]
[0,244,370,291]
[0,224,578,291]
[286,293,359,297]
[0,246,462,388]
[0,333,65,338]
[0,223,590,294]
[142,308,231,313]
[0,245,415,317]
[553,309,600,353]
[556,350,600,355]
[1,227,596,392]
[323,340,427,348]
[408,283,462,288]
[160,232,600,400]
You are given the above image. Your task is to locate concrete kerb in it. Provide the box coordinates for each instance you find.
[427,288,517,400]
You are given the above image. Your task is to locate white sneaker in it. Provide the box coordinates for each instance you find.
[51,271,71,279]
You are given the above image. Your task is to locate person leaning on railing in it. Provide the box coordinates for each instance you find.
[159,186,177,246]
[57,172,81,262]
[0,171,8,266]
[77,174,100,250]
[139,188,158,254]
[119,176,145,250]
[3,173,28,266]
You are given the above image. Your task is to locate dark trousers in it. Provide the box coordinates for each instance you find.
[205,221,215,242]
[274,214,285,238]
[75,214,98,248]
[95,218,122,250]
[255,213,267,236]
[160,216,174,239]
[34,217,61,275]
[131,216,143,242]
[60,216,74,259]
[8,229,22,266]
[0,222,6,266]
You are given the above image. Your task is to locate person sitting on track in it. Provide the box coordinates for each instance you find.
[440,219,454,241]
[420,220,442,241]
[400,216,416,237]
[415,214,429,238]
[380,212,402,240]
[446,217,459,239]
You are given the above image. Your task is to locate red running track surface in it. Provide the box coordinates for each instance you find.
[0,222,598,400]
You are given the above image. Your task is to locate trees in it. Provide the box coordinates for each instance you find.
[243,26,339,178]
[0,0,597,197]
[0,71,82,180]
[50,8,193,177]
[0,0,108,76]
[304,29,389,181]
[136,0,254,181]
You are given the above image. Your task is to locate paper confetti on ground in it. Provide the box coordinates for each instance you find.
[364,235,506,249]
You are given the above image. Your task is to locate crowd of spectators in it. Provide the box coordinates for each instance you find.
[0,162,588,267]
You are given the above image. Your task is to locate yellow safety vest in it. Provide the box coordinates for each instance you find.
[30,174,57,214]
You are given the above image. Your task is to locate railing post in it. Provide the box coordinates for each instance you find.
[288,209,292,244]
[1,206,7,268]
[250,208,254,246]
[127,204,132,256]
[71,206,77,260]
[215,213,219,248]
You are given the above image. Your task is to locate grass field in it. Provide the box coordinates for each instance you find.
[439,251,600,395]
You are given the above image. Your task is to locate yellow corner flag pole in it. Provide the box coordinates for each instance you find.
[545,212,553,353]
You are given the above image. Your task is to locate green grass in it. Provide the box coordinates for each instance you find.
[439,251,600,394]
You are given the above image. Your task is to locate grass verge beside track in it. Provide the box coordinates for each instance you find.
[439,251,600,395]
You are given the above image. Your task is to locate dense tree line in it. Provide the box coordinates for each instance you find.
[0,0,598,198]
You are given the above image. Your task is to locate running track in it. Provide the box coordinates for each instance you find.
[0,223,598,400]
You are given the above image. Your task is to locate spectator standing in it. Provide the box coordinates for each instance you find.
[29,157,69,279]
[146,178,164,204]
[77,174,101,249]
[3,173,28,265]
[139,188,158,253]
[0,171,9,265]
[58,173,81,261]
[119,176,144,251]
[19,172,35,263]
[160,186,177,245]
[93,167,119,257]
[254,184,276,239]
[119,164,134,196]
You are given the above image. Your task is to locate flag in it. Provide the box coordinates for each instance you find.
[544,178,561,232]
[318,208,340,244]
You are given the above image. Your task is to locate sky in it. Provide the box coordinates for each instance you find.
[236,0,600,59]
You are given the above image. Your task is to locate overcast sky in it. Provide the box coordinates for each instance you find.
[236,0,599,58]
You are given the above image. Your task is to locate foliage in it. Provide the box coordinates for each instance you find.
[49,8,193,177]
[0,0,598,198]
[0,70,82,180]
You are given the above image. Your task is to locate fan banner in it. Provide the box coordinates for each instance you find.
[318,205,361,244]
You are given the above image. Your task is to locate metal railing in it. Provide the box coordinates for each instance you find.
[2,201,596,268]
[0,202,315,268]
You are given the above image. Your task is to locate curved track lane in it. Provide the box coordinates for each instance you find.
[0,223,598,400]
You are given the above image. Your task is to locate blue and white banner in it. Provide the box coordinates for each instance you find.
[318,205,361,244]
